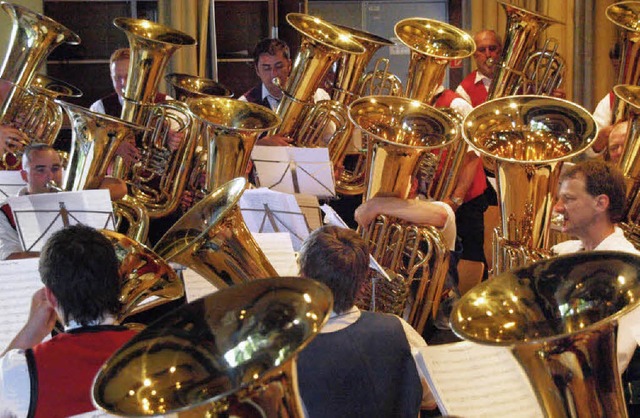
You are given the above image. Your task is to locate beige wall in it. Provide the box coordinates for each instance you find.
[0,0,43,63]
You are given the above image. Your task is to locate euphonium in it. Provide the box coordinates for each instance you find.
[462,95,597,275]
[187,97,281,193]
[488,1,562,100]
[270,14,364,142]
[101,229,184,324]
[92,277,332,417]
[349,95,458,333]
[113,17,199,219]
[153,177,279,290]
[394,18,476,103]
[606,2,640,124]
[451,251,640,417]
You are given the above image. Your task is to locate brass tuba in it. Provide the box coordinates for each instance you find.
[349,95,458,333]
[451,251,640,417]
[462,95,598,275]
[488,1,562,100]
[113,17,199,219]
[153,177,279,290]
[92,277,332,417]
[101,229,184,324]
[165,73,233,101]
[606,2,640,124]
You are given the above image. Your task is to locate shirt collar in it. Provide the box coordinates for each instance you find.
[64,314,116,331]
[321,305,360,333]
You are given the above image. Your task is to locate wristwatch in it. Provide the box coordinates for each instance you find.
[450,196,464,208]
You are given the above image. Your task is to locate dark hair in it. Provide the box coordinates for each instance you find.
[39,225,121,326]
[253,38,290,65]
[560,160,627,223]
[298,226,369,314]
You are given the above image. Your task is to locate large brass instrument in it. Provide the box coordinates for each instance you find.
[101,229,183,324]
[187,97,281,193]
[153,177,279,290]
[451,251,640,417]
[56,100,151,242]
[165,73,233,101]
[462,95,597,275]
[113,17,199,219]
[395,18,475,103]
[607,2,640,124]
[92,277,332,417]
[488,1,562,100]
[349,95,457,333]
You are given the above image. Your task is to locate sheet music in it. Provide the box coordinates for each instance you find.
[239,188,310,251]
[182,268,218,303]
[417,341,543,417]
[0,170,26,199]
[294,193,322,232]
[8,189,115,252]
[0,258,48,353]
[252,146,335,198]
[252,232,298,276]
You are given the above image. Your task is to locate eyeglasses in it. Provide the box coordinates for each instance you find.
[477,45,499,53]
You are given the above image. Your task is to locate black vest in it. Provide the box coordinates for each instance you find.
[297,311,422,418]
[242,84,271,109]
[101,92,169,117]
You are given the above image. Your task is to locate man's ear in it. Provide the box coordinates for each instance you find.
[595,194,610,213]
[20,169,27,183]
[44,287,58,310]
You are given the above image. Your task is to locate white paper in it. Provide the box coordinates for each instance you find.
[252,146,335,197]
[182,268,218,303]
[252,232,298,276]
[239,188,310,251]
[0,258,46,353]
[0,170,26,199]
[417,341,543,417]
[8,189,115,252]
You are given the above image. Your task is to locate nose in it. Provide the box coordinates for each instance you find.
[553,200,564,213]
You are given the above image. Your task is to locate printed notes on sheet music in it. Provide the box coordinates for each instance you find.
[417,341,543,418]
[0,258,47,353]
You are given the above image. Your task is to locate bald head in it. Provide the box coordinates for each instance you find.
[473,30,502,78]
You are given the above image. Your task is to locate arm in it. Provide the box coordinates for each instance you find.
[0,210,22,261]
[355,197,449,229]
[99,176,128,201]
[443,151,482,211]
[2,288,56,356]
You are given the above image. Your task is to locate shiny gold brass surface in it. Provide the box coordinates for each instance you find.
[463,95,597,274]
[165,73,233,101]
[92,277,332,416]
[349,95,457,332]
[187,97,281,192]
[112,195,150,244]
[394,18,475,103]
[607,2,640,123]
[30,74,83,99]
[0,2,80,88]
[153,177,279,289]
[488,1,561,100]
[451,251,640,417]
[100,229,184,324]
[271,13,364,139]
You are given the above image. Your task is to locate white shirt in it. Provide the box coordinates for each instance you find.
[89,94,175,115]
[455,70,491,106]
[239,84,331,112]
[425,200,457,251]
[0,187,28,260]
[0,317,116,418]
[433,85,473,118]
[593,92,613,131]
[551,226,640,373]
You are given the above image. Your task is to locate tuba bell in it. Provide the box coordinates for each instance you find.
[462,95,598,274]
[153,177,279,289]
[92,277,332,417]
[349,95,458,333]
[451,251,640,417]
[165,73,233,101]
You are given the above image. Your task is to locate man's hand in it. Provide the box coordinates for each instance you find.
[257,134,292,147]
[166,128,184,152]
[3,288,57,354]
[0,125,28,155]
[354,199,380,228]
[115,137,141,165]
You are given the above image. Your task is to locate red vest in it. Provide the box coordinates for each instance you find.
[433,89,462,108]
[464,157,488,202]
[458,70,489,107]
[29,326,136,418]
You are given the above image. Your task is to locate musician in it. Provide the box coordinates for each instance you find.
[0,144,126,260]
[455,30,502,107]
[605,120,629,164]
[239,38,331,146]
[296,225,436,417]
[550,160,640,375]
[0,224,137,417]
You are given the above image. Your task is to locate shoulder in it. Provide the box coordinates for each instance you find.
[0,349,30,416]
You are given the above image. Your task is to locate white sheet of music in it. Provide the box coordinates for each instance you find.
[252,146,335,197]
[417,340,543,417]
[8,189,115,252]
[239,188,310,251]
[0,170,26,200]
[0,257,48,353]
[182,268,218,303]
[252,232,298,276]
